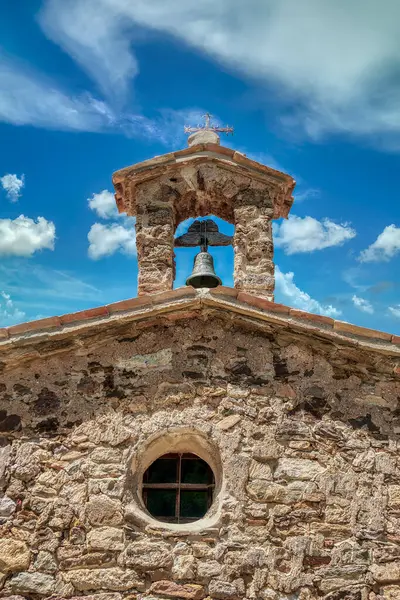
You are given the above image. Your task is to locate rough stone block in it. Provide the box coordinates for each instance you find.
[371,562,400,583]
[0,539,30,574]
[9,572,55,596]
[150,580,205,600]
[274,458,325,480]
[85,495,123,527]
[121,541,173,570]
[62,568,144,592]
[86,527,124,551]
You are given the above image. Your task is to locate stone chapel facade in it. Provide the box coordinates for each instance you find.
[1,131,400,600]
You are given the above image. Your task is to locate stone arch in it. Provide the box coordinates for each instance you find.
[127,427,224,532]
[123,155,289,299]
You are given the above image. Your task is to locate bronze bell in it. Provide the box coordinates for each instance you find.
[186,251,222,289]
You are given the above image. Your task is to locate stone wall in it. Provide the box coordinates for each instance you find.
[1,314,400,600]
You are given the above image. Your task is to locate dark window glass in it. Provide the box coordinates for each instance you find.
[145,458,177,483]
[142,453,215,524]
[146,489,176,518]
[180,490,208,519]
[181,458,212,484]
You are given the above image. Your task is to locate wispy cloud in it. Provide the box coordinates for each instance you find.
[389,305,400,319]
[39,0,400,147]
[275,266,340,317]
[274,215,356,254]
[352,295,374,315]
[0,53,116,132]
[0,291,25,326]
[359,224,400,263]
[0,215,55,257]
[0,173,25,202]
[39,0,138,103]
[0,261,138,321]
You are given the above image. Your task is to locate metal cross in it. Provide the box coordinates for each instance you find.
[184,113,234,136]
[175,219,232,252]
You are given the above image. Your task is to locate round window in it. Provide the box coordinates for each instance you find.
[142,452,215,524]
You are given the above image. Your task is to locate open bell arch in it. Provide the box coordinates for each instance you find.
[113,142,295,299]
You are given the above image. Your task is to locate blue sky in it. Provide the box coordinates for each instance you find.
[0,1,400,333]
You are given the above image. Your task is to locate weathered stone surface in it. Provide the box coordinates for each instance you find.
[117,348,172,371]
[388,486,400,510]
[149,580,205,600]
[371,562,400,583]
[381,586,400,600]
[0,539,30,574]
[87,526,124,551]
[0,444,10,489]
[121,541,173,570]
[64,596,121,600]
[9,572,55,595]
[274,458,325,480]
[85,495,123,526]
[0,494,16,516]
[62,568,144,592]
[34,550,57,574]
[208,579,239,599]
[216,415,241,430]
[247,480,320,504]
[172,556,197,580]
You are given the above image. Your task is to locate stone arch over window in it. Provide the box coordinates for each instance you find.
[127,428,224,531]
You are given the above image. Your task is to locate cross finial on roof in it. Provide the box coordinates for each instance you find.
[184,113,234,136]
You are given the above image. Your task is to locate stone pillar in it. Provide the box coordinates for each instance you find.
[135,188,175,296]
[233,206,275,300]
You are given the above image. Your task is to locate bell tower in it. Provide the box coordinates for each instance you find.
[112,115,296,300]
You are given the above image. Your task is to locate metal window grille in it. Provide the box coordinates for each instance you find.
[142,453,215,524]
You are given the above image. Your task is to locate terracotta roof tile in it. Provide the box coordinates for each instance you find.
[237,292,290,315]
[0,287,398,354]
[203,144,235,157]
[334,320,392,342]
[210,286,238,298]
[152,287,197,303]
[289,308,334,328]
[174,144,204,158]
[107,296,152,314]
[60,306,109,325]
[8,316,61,337]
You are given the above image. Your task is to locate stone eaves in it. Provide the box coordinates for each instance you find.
[0,288,399,368]
[112,143,296,219]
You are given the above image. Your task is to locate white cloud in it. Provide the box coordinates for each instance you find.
[0,291,25,326]
[39,0,138,102]
[0,174,25,202]
[0,53,116,131]
[275,266,340,317]
[352,295,374,315]
[88,221,136,259]
[389,305,400,319]
[274,215,356,254]
[0,215,55,257]
[294,189,320,203]
[359,225,400,263]
[39,0,400,144]
[88,190,120,219]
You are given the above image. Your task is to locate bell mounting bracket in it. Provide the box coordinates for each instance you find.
[174,219,232,252]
